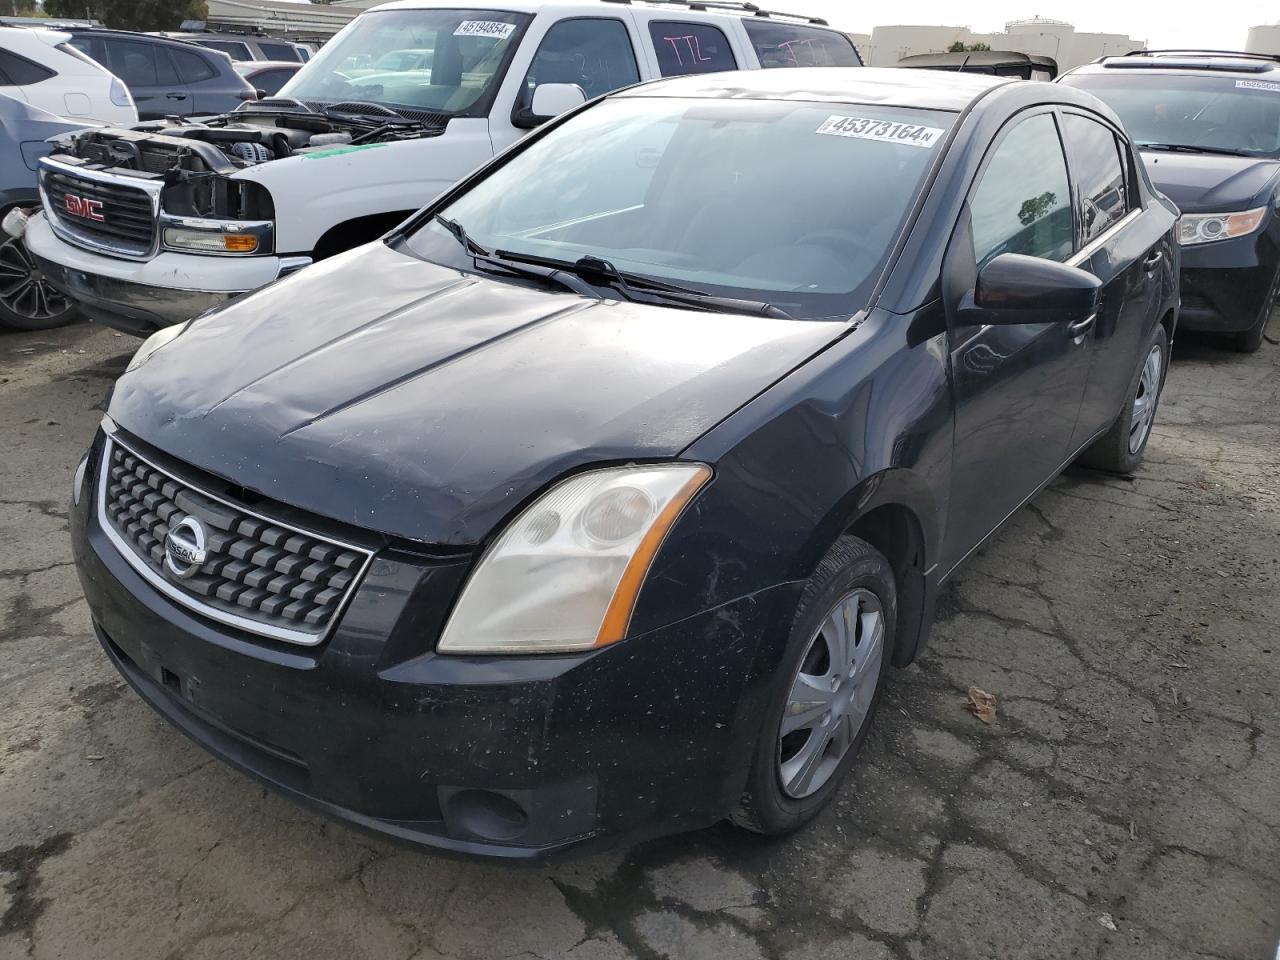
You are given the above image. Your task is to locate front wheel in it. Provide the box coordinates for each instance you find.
[732,535,895,836]
[1078,322,1169,474]
[0,237,79,331]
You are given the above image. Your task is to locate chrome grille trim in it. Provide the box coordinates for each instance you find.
[96,434,374,646]
[38,156,162,261]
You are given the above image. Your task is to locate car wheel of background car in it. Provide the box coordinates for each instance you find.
[1078,322,1169,474]
[1232,270,1279,354]
[0,237,79,331]
[732,535,896,836]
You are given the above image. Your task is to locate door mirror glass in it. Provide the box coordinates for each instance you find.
[516,82,587,128]
[970,253,1101,325]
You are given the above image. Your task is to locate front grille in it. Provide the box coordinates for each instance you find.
[43,170,156,256]
[99,437,371,645]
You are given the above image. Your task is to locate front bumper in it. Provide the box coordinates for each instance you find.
[24,213,302,335]
[1178,230,1280,333]
[70,431,797,859]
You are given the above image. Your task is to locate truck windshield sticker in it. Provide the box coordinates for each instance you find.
[300,144,388,160]
[454,20,516,40]
[816,115,944,149]
[1236,79,1280,93]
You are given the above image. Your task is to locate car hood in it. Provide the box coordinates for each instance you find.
[108,241,844,545]
[1139,150,1280,214]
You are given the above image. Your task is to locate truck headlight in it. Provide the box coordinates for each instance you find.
[1178,207,1267,246]
[437,464,712,655]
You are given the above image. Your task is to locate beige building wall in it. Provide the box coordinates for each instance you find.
[1247,24,1280,55]
[862,18,1144,70]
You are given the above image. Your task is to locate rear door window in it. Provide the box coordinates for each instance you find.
[742,20,861,68]
[258,41,300,62]
[970,112,1075,266]
[171,47,216,84]
[1061,114,1131,243]
[103,39,162,86]
[0,48,56,84]
[524,18,639,99]
[648,21,736,76]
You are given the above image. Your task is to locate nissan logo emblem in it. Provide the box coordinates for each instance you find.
[164,516,207,579]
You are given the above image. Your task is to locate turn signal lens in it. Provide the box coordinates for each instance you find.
[1178,207,1267,246]
[438,464,712,655]
[163,227,259,254]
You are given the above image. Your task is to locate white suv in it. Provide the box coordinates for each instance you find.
[0,27,137,125]
[19,0,857,334]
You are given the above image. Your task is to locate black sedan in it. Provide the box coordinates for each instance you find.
[1061,50,1280,352]
[70,68,1178,859]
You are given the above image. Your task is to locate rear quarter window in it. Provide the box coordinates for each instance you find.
[648,21,736,76]
[0,48,56,85]
[742,20,861,68]
[258,42,300,62]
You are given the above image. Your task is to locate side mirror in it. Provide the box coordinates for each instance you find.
[513,82,587,129]
[968,253,1101,326]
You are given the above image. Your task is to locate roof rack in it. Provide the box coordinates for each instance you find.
[1120,48,1280,64]
[598,0,828,27]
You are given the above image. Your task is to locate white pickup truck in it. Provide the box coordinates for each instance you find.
[16,0,859,334]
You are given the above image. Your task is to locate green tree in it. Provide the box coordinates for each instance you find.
[42,0,207,31]
[947,40,992,53]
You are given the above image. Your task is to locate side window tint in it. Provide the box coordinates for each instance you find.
[105,40,158,86]
[1062,114,1130,242]
[970,113,1074,267]
[741,20,861,68]
[171,48,216,84]
[525,18,639,100]
[259,42,300,62]
[0,48,56,85]
[254,69,294,96]
[648,21,736,76]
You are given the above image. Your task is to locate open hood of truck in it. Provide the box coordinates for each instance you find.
[108,241,845,545]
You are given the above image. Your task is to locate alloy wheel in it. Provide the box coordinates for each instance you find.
[778,588,885,799]
[0,238,72,323]
[1128,343,1163,455]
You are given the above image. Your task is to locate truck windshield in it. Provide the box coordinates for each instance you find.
[405,96,954,320]
[1063,72,1280,158]
[279,8,530,117]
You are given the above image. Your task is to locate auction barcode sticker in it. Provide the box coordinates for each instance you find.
[816,115,944,148]
[454,20,516,39]
[1237,79,1280,93]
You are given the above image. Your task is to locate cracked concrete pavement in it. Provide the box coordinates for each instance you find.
[1,322,1277,960]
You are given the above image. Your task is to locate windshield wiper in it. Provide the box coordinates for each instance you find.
[433,215,598,297]
[1139,142,1254,157]
[494,250,795,320]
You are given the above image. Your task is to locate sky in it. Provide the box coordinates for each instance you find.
[798,0,1276,50]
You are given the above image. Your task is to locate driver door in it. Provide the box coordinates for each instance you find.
[940,109,1094,574]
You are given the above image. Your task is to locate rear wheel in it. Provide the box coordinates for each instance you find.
[732,535,895,835]
[0,237,79,331]
[1078,322,1168,474]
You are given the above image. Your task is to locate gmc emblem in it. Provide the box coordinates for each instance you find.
[63,194,105,222]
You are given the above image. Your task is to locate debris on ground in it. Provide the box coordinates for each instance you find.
[963,686,998,724]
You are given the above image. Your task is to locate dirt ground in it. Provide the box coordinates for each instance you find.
[1,320,1277,960]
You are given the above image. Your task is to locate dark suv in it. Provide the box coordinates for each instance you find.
[66,29,258,120]
[1061,50,1280,351]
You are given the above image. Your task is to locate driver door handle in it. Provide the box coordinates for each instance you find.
[1068,312,1096,343]
[166,92,188,100]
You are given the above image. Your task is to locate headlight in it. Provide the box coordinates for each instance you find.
[1178,207,1268,246]
[125,321,189,373]
[438,463,712,655]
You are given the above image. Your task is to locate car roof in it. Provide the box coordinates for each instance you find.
[618,67,1014,112]
[364,0,829,24]
[1070,49,1280,79]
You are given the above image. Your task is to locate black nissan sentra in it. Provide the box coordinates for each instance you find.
[71,69,1178,859]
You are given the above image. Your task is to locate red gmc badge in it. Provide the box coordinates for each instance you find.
[63,194,105,222]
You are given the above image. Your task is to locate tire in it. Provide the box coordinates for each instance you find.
[1077,322,1169,474]
[1231,276,1277,353]
[0,236,79,331]
[732,535,896,836]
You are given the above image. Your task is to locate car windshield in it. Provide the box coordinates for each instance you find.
[1063,72,1280,158]
[404,97,954,319]
[278,8,528,117]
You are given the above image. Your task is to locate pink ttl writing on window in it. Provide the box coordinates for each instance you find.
[663,34,713,66]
